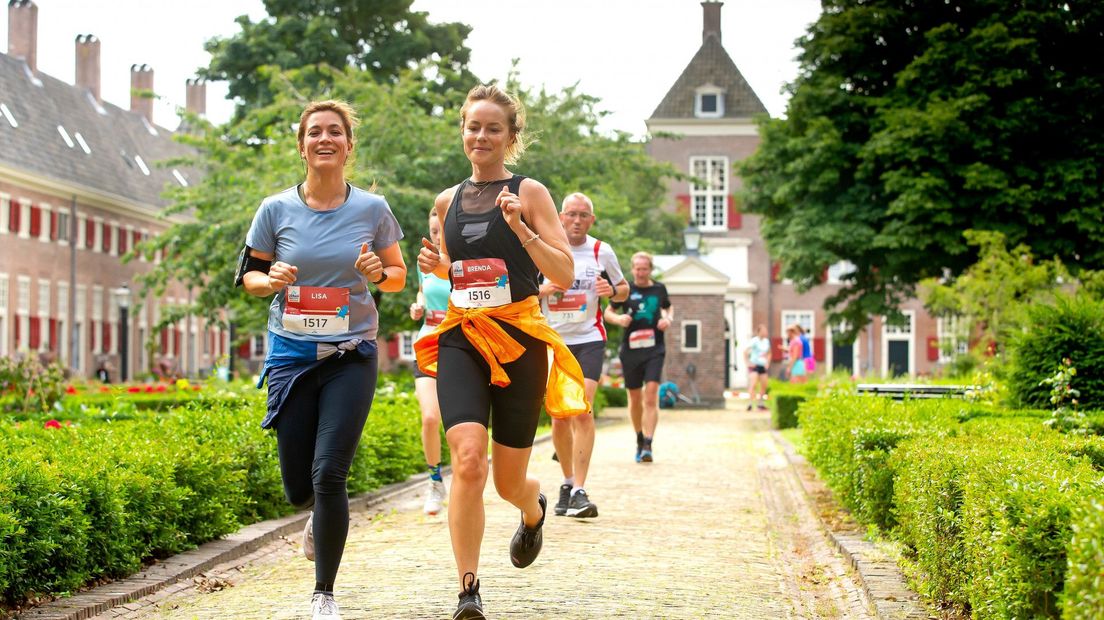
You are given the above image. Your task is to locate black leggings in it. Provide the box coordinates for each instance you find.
[275,352,378,587]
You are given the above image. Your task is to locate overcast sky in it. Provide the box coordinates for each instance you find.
[2,0,821,137]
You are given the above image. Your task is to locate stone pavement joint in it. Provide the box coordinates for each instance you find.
[77,405,879,619]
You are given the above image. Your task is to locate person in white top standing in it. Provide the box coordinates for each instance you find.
[744,324,771,410]
[538,193,629,519]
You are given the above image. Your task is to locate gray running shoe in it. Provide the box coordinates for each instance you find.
[566,489,598,518]
[310,593,341,619]
[554,483,572,516]
[509,493,546,568]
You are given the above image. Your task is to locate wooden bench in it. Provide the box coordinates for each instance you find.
[855,383,974,400]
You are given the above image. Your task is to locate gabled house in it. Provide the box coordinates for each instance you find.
[0,0,227,380]
[645,1,949,401]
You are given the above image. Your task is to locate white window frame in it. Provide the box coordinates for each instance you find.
[18,199,31,239]
[694,84,725,119]
[689,156,729,231]
[881,311,916,377]
[399,332,417,362]
[16,275,30,350]
[826,320,860,376]
[252,334,266,359]
[93,216,104,253]
[38,203,52,242]
[109,221,119,256]
[681,320,702,353]
[77,214,87,248]
[56,207,70,243]
[936,315,970,363]
[0,193,9,236]
[92,286,104,354]
[781,310,816,338]
[37,280,50,319]
[827,260,857,284]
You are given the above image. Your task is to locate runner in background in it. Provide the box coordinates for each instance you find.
[744,324,771,410]
[539,192,628,519]
[409,206,450,515]
[604,252,672,463]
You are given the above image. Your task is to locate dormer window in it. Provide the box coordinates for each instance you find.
[694,84,725,118]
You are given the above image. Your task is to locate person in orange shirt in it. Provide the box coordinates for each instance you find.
[414,84,584,620]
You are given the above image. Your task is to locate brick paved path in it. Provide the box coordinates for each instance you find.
[98,405,871,619]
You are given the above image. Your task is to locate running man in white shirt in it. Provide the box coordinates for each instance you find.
[539,192,629,518]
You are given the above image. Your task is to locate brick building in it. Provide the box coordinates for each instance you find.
[0,0,229,380]
[646,2,957,400]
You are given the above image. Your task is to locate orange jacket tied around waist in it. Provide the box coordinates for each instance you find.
[414,296,589,418]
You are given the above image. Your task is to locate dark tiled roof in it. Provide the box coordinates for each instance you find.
[0,52,194,208]
[650,35,768,120]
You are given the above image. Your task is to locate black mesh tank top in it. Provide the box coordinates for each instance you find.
[443,174,540,302]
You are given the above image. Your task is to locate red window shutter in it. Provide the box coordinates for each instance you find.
[103,322,111,353]
[237,341,250,358]
[49,318,58,351]
[102,222,111,252]
[50,211,58,240]
[132,230,141,249]
[90,320,97,350]
[118,227,128,254]
[28,206,41,237]
[160,328,169,353]
[771,261,782,283]
[675,194,690,217]
[821,266,829,283]
[9,203,19,233]
[813,337,826,362]
[770,336,785,362]
[13,317,19,344]
[173,330,182,355]
[926,336,940,362]
[727,195,741,229]
[86,219,95,248]
[29,317,40,349]
[387,335,400,359]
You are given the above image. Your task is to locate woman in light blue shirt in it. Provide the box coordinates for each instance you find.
[237,100,406,620]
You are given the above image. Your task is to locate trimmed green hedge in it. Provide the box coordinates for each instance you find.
[0,393,427,607]
[769,381,819,430]
[598,385,627,407]
[1007,294,1104,409]
[798,394,1104,618]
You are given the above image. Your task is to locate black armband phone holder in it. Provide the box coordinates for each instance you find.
[234,246,273,287]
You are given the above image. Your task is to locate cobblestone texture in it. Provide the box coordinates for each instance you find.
[74,404,873,619]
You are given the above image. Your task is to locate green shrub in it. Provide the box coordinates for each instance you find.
[599,385,627,407]
[0,392,427,607]
[1007,294,1104,409]
[1064,497,1104,619]
[771,393,805,429]
[0,357,67,413]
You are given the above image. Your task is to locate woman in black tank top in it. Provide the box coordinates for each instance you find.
[416,84,574,620]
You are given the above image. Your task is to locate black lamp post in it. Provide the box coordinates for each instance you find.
[683,223,702,257]
[113,284,131,382]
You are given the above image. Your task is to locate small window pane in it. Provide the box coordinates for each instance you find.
[699,94,717,113]
[683,323,699,349]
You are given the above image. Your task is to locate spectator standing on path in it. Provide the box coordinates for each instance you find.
[409,206,451,515]
[787,325,808,383]
[604,252,673,463]
[237,100,407,620]
[538,192,629,519]
[413,84,588,620]
[744,324,771,410]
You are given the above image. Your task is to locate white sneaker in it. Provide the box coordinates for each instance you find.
[311,592,341,619]
[303,512,315,561]
[423,479,446,515]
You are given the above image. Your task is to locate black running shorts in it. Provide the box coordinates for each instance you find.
[436,323,548,449]
[567,340,606,382]
[620,347,665,390]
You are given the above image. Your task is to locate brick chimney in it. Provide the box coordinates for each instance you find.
[7,0,38,71]
[75,35,101,103]
[702,1,722,44]
[130,64,154,123]
[185,78,206,116]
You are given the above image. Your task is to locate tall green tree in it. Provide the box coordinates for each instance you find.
[138,66,680,343]
[740,0,1104,336]
[201,0,474,115]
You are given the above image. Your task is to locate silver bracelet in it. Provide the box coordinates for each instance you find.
[522,233,541,248]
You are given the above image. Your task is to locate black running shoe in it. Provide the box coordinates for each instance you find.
[510,492,546,568]
[453,572,484,620]
[554,483,572,516]
[566,489,598,518]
